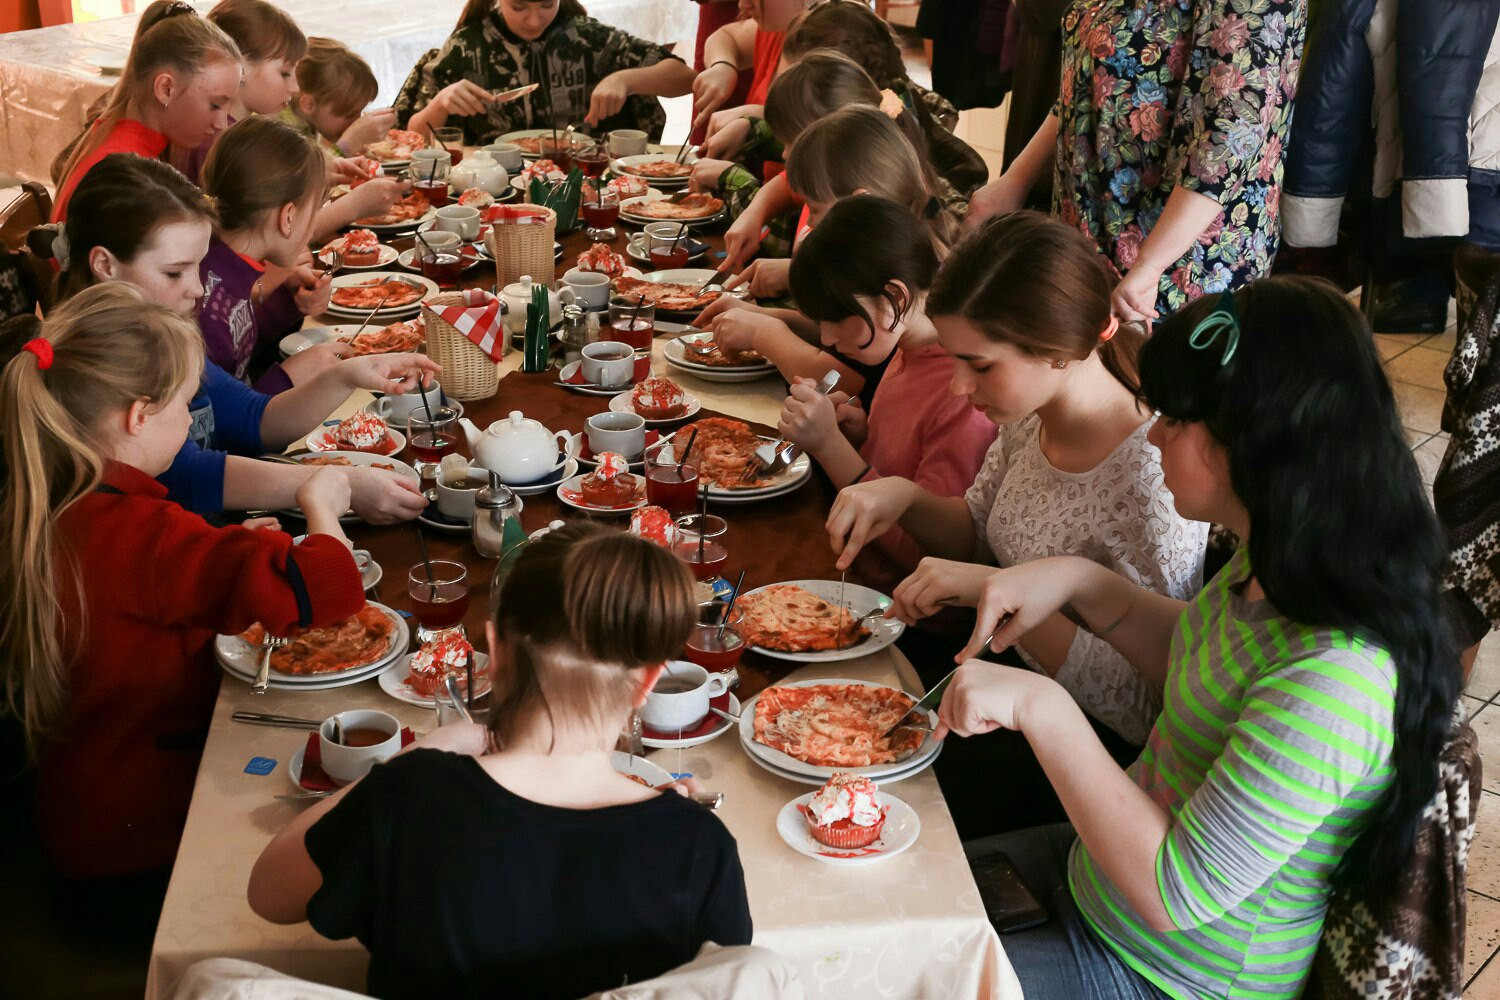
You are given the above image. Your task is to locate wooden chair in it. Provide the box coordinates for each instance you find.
[0,182,55,317]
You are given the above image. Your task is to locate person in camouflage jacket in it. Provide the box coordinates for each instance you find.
[394,0,695,146]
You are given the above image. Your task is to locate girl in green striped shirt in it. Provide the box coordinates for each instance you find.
[922,276,1460,999]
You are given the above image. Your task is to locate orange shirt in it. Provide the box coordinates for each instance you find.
[745,28,785,106]
[52,118,169,222]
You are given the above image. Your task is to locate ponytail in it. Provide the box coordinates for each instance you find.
[0,283,204,754]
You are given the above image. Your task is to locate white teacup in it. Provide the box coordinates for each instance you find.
[482,142,524,171]
[561,268,612,308]
[318,709,401,784]
[436,464,489,519]
[641,661,729,734]
[581,340,636,388]
[608,129,648,156]
[371,380,448,423]
[433,205,481,240]
[586,411,646,460]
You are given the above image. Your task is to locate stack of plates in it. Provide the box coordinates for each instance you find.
[213,604,409,691]
[325,272,437,323]
[704,439,812,504]
[736,580,905,661]
[663,331,777,383]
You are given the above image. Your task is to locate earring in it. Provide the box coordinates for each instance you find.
[1050,359,1069,370]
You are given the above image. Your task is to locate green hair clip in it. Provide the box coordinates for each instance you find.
[1188,291,1239,366]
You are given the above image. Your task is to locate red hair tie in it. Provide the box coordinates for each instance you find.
[21,338,53,370]
[1098,316,1119,344]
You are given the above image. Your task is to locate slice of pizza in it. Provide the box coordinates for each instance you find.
[240,604,393,675]
[753,683,924,766]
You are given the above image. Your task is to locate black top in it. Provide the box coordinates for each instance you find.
[830,342,898,412]
[305,749,752,999]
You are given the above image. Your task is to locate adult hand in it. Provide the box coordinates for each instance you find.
[431,79,494,119]
[295,466,353,522]
[825,476,920,570]
[689,157,734,193]
[777,377,842,453]
[1110,265,1162,324]
[691,62,739,130]
[338,108,397,156]
[690,291,758,330]
[724,258,789,299]
[935,661,1056,740]
[702,116,751,160]
[586,73,631,127]
[835,396,868,447]
[336,352,443,394]
[965,174,1028,228]
[409,720,487,756]
[346,466,428,524]
[280,341,351,384]
[721,210,764,272]
[889,557,997,624]
[956,561,1077,662]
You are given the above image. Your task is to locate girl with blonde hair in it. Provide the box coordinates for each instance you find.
[0,283,365,882]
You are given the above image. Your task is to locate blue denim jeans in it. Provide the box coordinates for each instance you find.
[966,824,1169,1000]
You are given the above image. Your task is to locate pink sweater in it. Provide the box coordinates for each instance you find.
[855,344,997,591]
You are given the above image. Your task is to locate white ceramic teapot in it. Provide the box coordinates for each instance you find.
[459,410,579,485]
[499,274,572,335]
[449,149,509,196]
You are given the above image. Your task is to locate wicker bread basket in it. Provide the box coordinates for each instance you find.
[485,203,557,289]
[422,292,499,401]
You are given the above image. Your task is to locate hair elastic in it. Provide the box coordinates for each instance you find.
[923,196,941,219]
[21,338,53,371]
[1188,291,1240,366]
[1098,315,1119,344]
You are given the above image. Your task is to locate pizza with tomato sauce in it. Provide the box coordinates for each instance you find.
[240,604,394,675]
[621,192,723,220]
[354,190,430,227]
[753,683,925,767]
[331,278,425,310]
[613,276,722,314]
[737,583,870,651]
[678,417,778,489]
[344,320,424,355]
[619,159,694,179]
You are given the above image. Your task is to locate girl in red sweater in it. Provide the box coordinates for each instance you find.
[0,283,366,881]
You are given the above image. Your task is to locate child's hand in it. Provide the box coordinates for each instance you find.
[241,516,282,532]
[692,62,739,130]
[329,156,378,185]
[835,396,868,447]
[346,466,428,524]
[409,720,487,757]
[281,342,350,384]
[431,80,493,118]
[721,209,765,273]
[342,176,407,219]
[296,466,353,521]
[724,258,790,299]
[338,108,397,156]
[689,157,733,193]
[586,73,630,127]
[826,476,921,570]
[777,376,841,453]
[293,270,333,317]
[336,352,444,394]
[702,117,751,160]
[706,301,773,353]
[690,292,758,329]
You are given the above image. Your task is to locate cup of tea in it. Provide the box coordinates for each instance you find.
[436,465,490,519]
[608,129,649,156]
[319,709,402,784]
[482,142,524,171]
[586,411,646,460]
[640,661,730,733]
[433,205,481,240]
[562,268,612,308]
[581,340,637,388]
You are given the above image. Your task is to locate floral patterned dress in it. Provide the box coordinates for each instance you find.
[1054,0,1306,316]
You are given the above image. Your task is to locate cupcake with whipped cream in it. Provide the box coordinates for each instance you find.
[334,412,390,451]
[406,633,475,697]
[805,773,885,848]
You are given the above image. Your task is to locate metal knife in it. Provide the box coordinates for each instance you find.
[492,82,540,105]
[882,666,959,740]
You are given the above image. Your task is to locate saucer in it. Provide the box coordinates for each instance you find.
[556,473,647,514]
[417,489,471,533]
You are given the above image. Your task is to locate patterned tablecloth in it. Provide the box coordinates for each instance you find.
[0,0,696,185]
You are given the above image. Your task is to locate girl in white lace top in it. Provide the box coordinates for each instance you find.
[828,212,1208,745]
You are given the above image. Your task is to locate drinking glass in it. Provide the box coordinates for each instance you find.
[406,406,459,479]
[647,463,700,514]
[432,127,465,165]
[417,242,464,288]
[647,226,692,270]
[573,141,610,179]
[580,190,620,241]
[407,560,470,644]
[408,163,450,208]
[684,601,745,672]
[608,296,655,350]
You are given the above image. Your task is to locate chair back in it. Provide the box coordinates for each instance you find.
[0,183,55,318]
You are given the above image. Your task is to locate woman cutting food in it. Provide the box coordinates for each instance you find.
[394,0,696,145]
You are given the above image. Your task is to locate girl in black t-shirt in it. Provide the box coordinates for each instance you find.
[248,524,752,1000]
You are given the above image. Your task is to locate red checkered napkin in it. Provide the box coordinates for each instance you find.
[429,288,505,361]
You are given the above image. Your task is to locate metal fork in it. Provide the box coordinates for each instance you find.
[741,371,840,481]
[319,247,344,280]
[737,441,796,484]
[251,635,289,695]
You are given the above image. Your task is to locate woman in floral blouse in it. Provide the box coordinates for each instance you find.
[967,0,1306,321]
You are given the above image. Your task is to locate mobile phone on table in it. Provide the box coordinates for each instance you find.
[970,851,1049,933]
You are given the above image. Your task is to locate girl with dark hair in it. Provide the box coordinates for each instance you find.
[394,0,696,144]
[925,276,1457,998]
[828,213,1207,817]
[779,195,995,591]
[249,523,753,999]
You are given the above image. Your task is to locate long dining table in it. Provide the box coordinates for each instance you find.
[143,192,1021,1000]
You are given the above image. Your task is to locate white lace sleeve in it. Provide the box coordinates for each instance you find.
[964,429,1012,563]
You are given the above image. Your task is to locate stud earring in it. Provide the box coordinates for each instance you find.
[1050,359,1069,370]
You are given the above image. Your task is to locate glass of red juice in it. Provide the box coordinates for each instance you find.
[646,462,699,513]
[608,297,655,350]
[581,194,620,241]
[419,250,464,287]
[433,128,464,165]
[574,143,609,178]
[675,538,728,581]
[406,406,459,478]
[413,179,450,208]
[647,226,691,270]
[684,600,746,671]
[408,560,470,643]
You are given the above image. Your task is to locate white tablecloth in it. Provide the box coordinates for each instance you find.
[0,0,697,186]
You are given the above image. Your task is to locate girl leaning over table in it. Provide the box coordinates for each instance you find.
[914,277,1458,998]
[32,151,434,524]
[0,284,366,894]
[250,524,752,1000]
[393,0,697,145]
[827,212,1208,838]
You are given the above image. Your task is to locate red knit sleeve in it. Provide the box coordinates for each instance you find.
[140,502,365,635]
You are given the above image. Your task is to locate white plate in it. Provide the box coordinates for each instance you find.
[642,693,741,750]
[319,242,399,270]
[619,198,724,228]
[214,603,409,687]
[676,430,810,504]
[608,385,702,425]
[610,153,695,185]
[577,431,677,472]
[556,472,647,514]
[736,580,905,662]
[275,451,420,524]
[361,555,383,593]
[738,678,941,783]
[776,792,920,867]
[353,206,437,233]
[305,422,407,456]
[288,744,308,787]
[625,236,709,266]
[663,330,777,376]
[555,360,635,397]
[611,750,675,787]
[279,324,364,358]
[416,488,471,533]
[378,652,492,708]
[750,740,942,787]
[325,272,437,320]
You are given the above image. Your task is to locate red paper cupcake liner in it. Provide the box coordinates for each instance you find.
[807,810,885,849]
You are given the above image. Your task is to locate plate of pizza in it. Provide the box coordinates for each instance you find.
[739,678,940,783]
[214,602,408,689]
[610,154,695,186]
[499,129,591,160]
[353,190,436,231]
[674,416,812,501]
[612,272,745,316]
[274,451,419,524]
[619,192,724,226]
[735,580,904,661]
[326,273,437,320]
[663,330,777,382]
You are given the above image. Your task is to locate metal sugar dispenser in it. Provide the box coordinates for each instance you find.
[557,302,599,366]
[471,470,524,558]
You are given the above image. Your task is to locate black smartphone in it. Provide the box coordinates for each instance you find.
[970,851,1049,933]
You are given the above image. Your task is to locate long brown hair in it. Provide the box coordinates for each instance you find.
[0,284,205,753]
[783,0,907,89]
[455,0,587,32]
[201,116,327,233]
[485,523,697,752]
[785,103,958,251]
[31,153,217,304]
[764,49,886,145]
[295,38,379,119]
[52,1,241,187]
[928,211,1141,391]
[207,0,307,62]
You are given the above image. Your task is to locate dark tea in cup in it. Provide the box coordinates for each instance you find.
[338,726,394,747]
